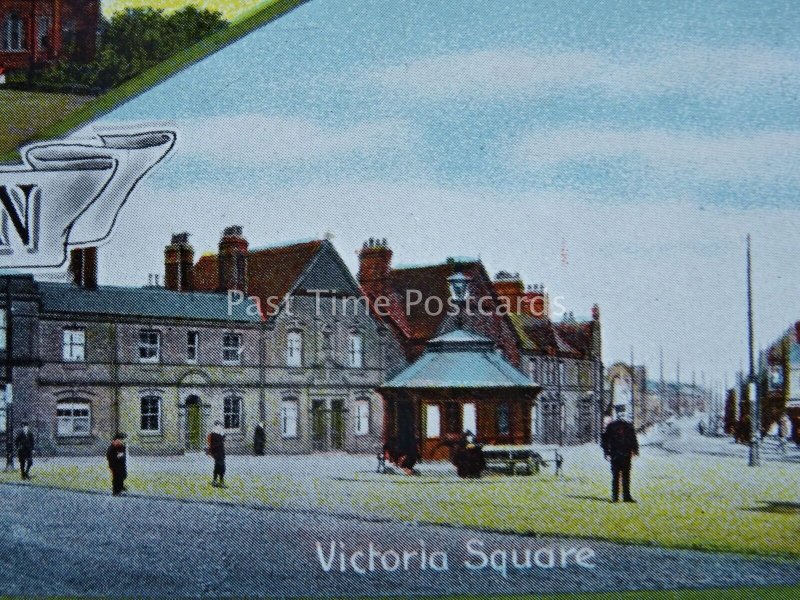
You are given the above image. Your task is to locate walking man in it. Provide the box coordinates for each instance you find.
[601,412,639,503]
[106,432,127,496]
[207,421,226,488]
[15,420,34,480]
[253,421,265,456]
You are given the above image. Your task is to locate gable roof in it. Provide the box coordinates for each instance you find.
[508,313,576,356]
[38,282,259,322]
[194,239,323,299]
[250,239,324,301]
[508,312,598,359]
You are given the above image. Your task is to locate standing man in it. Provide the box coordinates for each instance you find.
[601,412,639,503]
[207,421,226,488]
[106,432,127,496]
[253,421,265,456]
[15,420,34,480]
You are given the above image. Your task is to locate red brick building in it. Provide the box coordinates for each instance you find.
[357,238,520,366]
[0,0,99,71]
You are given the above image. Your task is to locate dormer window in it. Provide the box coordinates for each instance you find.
[447,272,471,302]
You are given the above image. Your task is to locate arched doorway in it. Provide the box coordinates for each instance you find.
[185,395,203,450]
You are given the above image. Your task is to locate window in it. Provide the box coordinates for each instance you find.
[138,330,161,363]
[769,365,783,390]
[2,14,25,51]
[558,361,566,386]
[37,15,51,50]
[223,333,241,364]
[347,333,363,368]
[140,396,161,432]
[286,331,302,367]
[462,403,477,435]
[62,328,85,362]
[425,404,441,439]
[354,399,370,435]
[57,402,90,436]
[281,399,298,438]
[187,331,199,363]
[497,402,510,436]
[0,309,6,351]
[224,395,242,429]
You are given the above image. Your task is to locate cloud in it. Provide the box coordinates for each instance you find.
[514,128,800,183]
[100,176,800,387]
[374,46,800,98]
[162,115,417,164]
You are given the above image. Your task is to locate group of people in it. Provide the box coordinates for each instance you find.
[13,413,641,502]
[380,412,641,502]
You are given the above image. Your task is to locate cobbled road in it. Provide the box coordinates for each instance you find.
[0,484,798,598]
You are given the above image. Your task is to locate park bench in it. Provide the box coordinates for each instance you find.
[481,445,563,476]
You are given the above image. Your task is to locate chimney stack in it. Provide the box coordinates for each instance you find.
[69,247,98,289]
[493,271,525,313]
[218,226,248,294]
[358,238,392,299]
[164,232,194,292]
[592,303,601,321]
[523,283,549,318]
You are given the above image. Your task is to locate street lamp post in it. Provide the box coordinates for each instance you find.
[746,234,761,467]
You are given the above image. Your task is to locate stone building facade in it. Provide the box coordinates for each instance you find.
[0,229,404,456]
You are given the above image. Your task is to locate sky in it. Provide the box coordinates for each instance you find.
[79,0,800,391]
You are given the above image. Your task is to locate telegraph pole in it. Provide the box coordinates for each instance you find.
[4,282,13,471]
[747,234,761,467]
[629,347,636,427]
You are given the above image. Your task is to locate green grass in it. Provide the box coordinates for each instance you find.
[2,450,798,560]
[0,0,308,162]
[0,90,95,157]
[319,453,800,559]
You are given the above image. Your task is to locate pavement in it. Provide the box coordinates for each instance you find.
[1,483,799,599]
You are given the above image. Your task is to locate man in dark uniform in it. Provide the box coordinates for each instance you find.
[15,421,34,480]
[207,421,226,487]
[253,421,265,456]
[601,413,639,503]
[106,432,127,496]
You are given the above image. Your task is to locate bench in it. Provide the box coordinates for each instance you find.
[482,445,564,476]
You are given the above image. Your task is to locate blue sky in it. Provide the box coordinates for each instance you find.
[83,0,800,391]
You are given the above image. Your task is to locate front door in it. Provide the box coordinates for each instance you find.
[540,399,561,445]
[185,395,203,450]
[577,398,594,443]
[311,399,327,451]
[330,399,345,450]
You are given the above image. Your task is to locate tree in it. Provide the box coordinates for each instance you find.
[34,7,227,93]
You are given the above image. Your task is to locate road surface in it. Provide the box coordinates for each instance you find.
[0,483,798,598]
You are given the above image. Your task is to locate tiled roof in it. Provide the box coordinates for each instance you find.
[378,259,519,364]
[508,313,582,357]
[249,239,322,301]
[193,240,323,310]
[38,282,260,322]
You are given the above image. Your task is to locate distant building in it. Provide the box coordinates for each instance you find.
[0,0,99,71]
[495,272,603,445]
[759,322,800,443]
